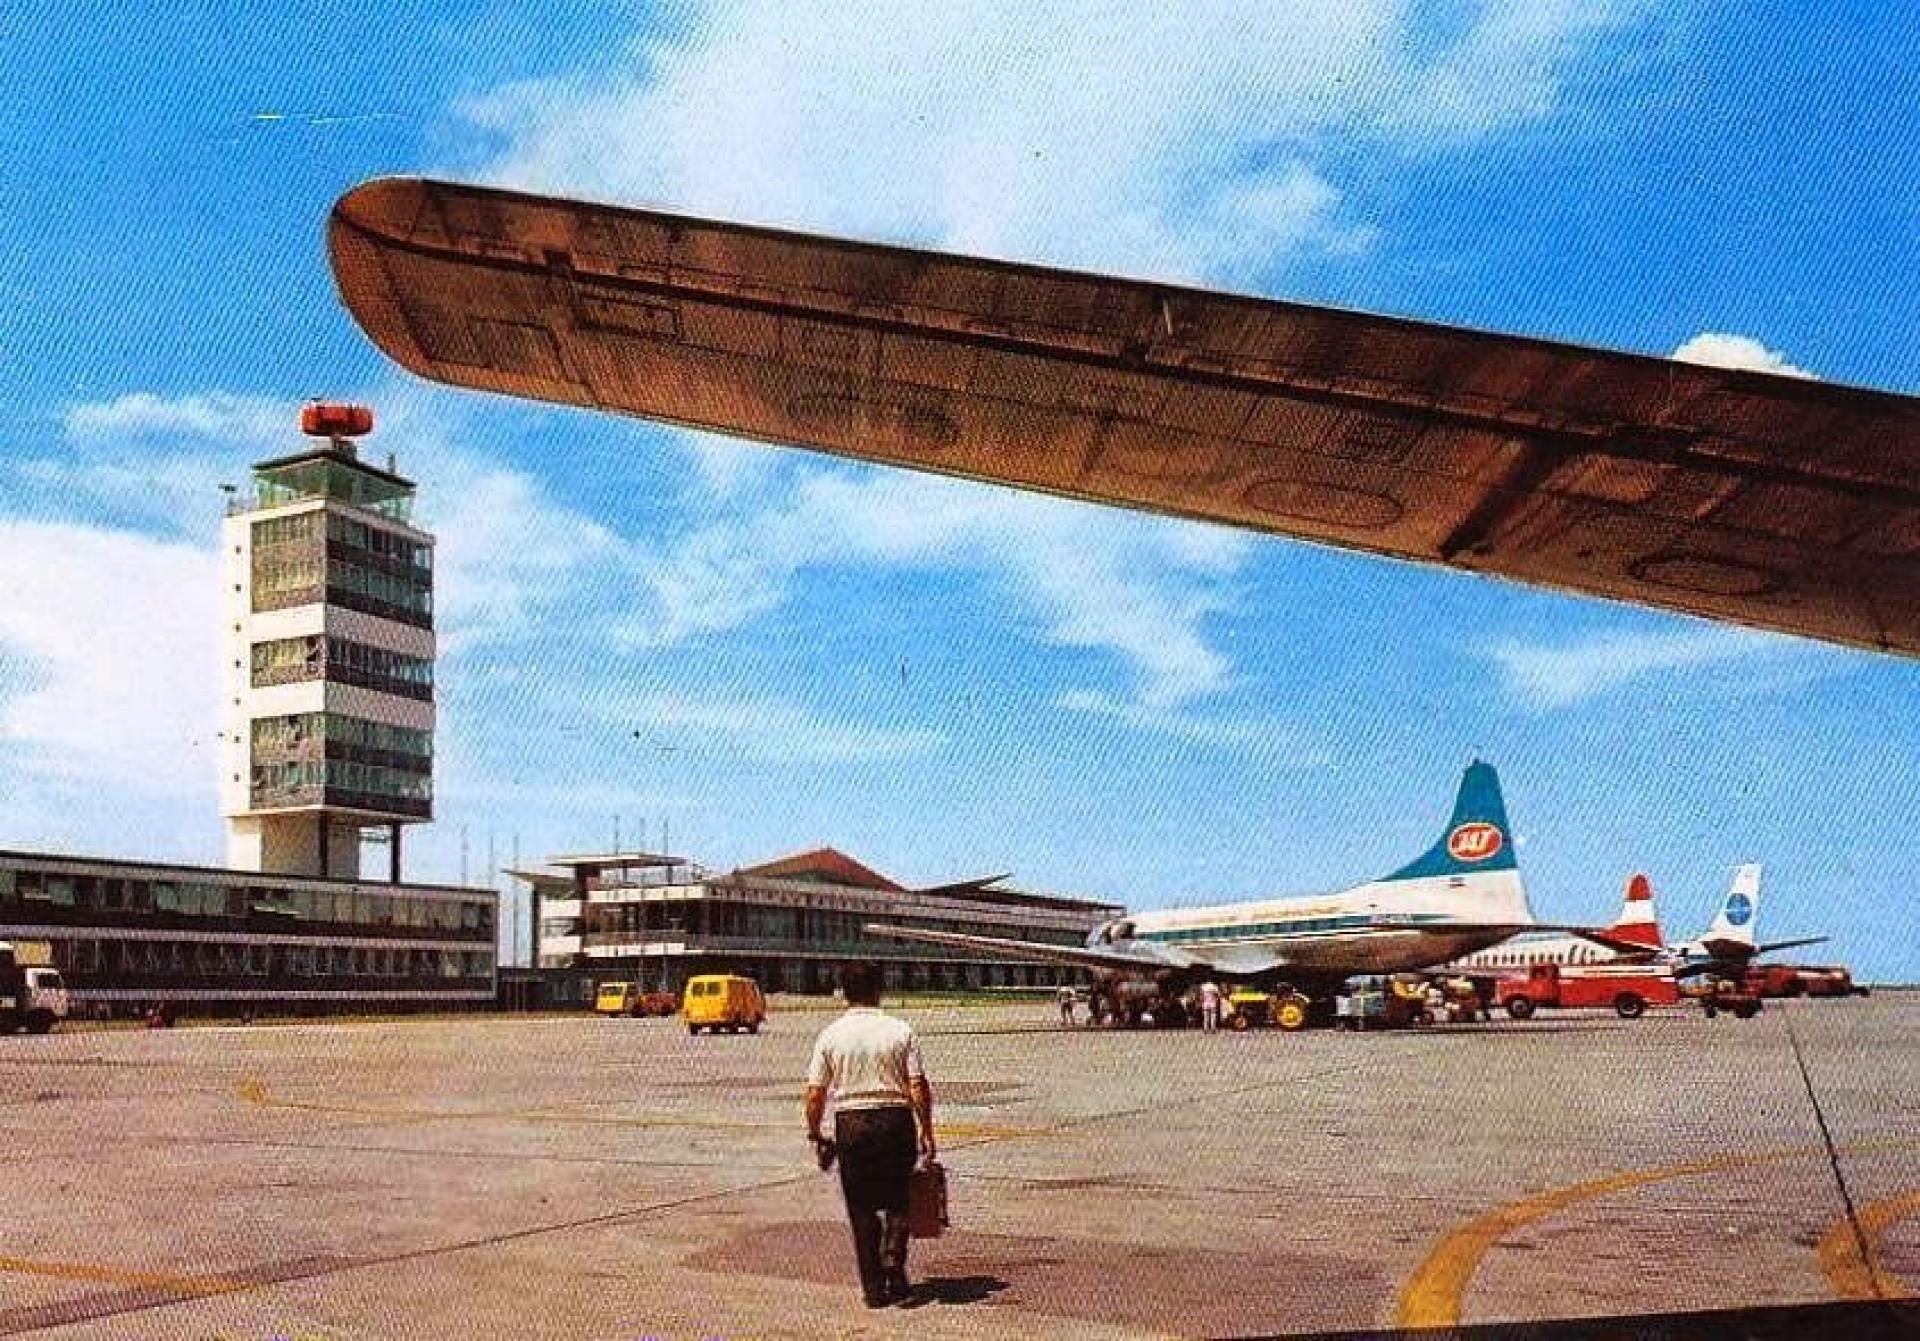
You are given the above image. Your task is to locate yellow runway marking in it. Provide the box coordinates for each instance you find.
[1817,1190,1920,1301]
[1395,1137,1920,1329]
[0,1254,243,1296]
[235,1077,1039,1140]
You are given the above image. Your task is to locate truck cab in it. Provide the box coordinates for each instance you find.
[0,942,68,1034]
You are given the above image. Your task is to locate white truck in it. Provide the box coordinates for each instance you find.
[0,941,68,1034]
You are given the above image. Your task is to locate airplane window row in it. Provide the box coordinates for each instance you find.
[1145,915,1376,943]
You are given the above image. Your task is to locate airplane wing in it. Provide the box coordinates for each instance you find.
[862,922,1288,979]
[1371,920,1659,959]
[1756,935,1831,956]
[331,177,1920,657]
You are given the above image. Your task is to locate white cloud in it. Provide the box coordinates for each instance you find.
[456,1,1660,284]
[628,457,1250,707]
[62,392,287,444]
[1056,689,1322,761]
[2,393,295,537]
[26,388,625,655]
[0,521,221,798]
[414,454,621,655]
[622,690,944,764]
[1484,625,1823,711]
[438,0,1670,719]
[1672,333,1815,379]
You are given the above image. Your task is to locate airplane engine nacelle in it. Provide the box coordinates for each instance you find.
[1088,918,1136,947]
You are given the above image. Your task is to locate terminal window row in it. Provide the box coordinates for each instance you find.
[252,635,434,699]
[1,869,490,932]
[252,460,415,523]
[252,506,426,566]
[251,553,433,622]
[576,902,1087,948]
[251,759,433,807]
[57,938,491,981]
[251,712,433,764]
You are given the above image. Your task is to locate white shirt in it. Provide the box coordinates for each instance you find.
[806,1006,925,1111]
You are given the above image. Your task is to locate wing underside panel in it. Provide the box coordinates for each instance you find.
[331,178,1920,657]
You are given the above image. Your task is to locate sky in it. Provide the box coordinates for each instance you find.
[1,3,1916,979]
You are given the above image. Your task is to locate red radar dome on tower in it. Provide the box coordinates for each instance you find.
[300,402,374,438]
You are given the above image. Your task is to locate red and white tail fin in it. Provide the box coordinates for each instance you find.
[1605,873,1666,949]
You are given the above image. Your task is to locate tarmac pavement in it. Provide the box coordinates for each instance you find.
[0,994,1914,1339]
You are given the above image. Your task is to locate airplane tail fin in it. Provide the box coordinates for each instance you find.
[1386,759,1520,882]
[1379,761,1531,926]
[1704,864,1762,948]
[1607,873,1666,949]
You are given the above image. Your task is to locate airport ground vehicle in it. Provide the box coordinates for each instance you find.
[594,982,680,1017]
[683,974,766,1034]
[1741,964,1809,998]
[594,982,635,1016]
[1789,966,1868,998]
[1225,989,1273,1030]
[1495,962,1678,1020]
[0,941,68,1035]
[1693,977,1764,1019]
[1335,975,1436,1029]
[1741,964,1866,998]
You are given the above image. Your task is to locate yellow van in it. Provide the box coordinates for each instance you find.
[593,982,637,1016]
[682,974,766,1035]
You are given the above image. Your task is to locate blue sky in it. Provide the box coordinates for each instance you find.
[1,4,1915,978]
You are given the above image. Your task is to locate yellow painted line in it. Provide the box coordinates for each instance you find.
[236,1077,1045,1140]
[1395,1137,1920,1329]
[0,1254,243,1296]
[1818,1190,1920,1301]
[238,1076,778,1131]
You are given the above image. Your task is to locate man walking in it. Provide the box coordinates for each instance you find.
[805,962,937,1308]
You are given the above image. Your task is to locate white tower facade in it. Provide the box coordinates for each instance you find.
[220,405,435,880]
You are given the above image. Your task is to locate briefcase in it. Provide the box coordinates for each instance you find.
[907,1160,948,1239]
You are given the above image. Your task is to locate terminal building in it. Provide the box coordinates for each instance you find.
[0,851,496,1013]
[0,405,498,1015]
[517,847,1120,1004]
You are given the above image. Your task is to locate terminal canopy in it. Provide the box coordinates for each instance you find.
[330,177,1920,657]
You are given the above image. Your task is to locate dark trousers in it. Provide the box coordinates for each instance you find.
[834,1105,916,1300]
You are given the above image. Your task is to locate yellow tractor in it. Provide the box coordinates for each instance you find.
[1225,989,1272,1030]
[1225,988,1314,1030]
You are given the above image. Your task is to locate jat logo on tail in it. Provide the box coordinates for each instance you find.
[1447,823,1504,862]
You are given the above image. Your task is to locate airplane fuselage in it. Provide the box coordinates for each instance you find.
[1119,869,1530,983]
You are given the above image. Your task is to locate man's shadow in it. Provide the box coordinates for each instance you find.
[898,1274,1009,1308]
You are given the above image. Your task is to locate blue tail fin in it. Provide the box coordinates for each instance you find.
[1386,760,1519,880]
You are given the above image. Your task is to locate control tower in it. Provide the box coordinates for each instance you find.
[219,404,435,880]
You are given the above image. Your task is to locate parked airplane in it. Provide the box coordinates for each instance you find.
[1661,863,1827,980]
[1448,872,1666,972]
[865,760,1636,1028]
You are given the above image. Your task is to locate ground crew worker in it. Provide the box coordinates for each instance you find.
[804,962,937,1308]
[1057,983,1076,1026]
[1199,980,1224,1032]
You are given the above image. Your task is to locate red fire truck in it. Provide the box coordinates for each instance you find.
[1494,962,1679,1020]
